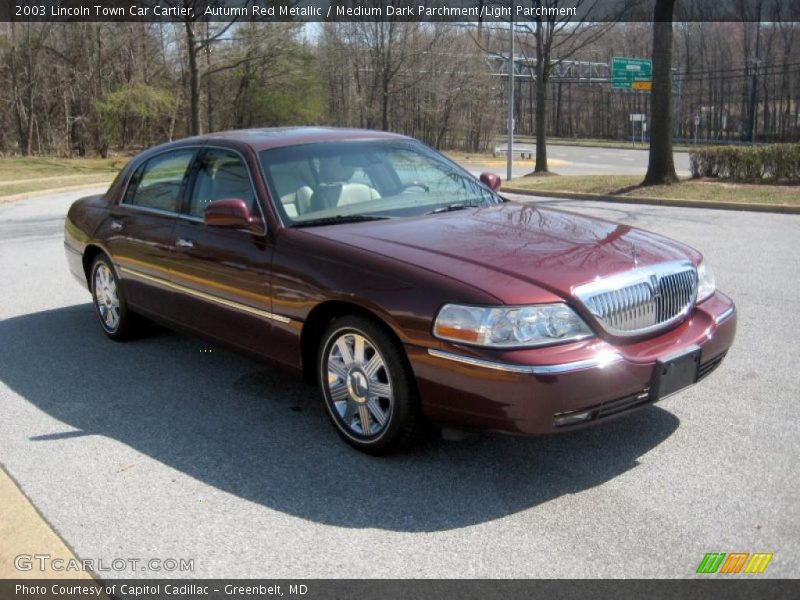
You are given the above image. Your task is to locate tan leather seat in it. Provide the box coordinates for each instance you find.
[270,162,315,216]
[310,157,380,211]
[282,186,313,217]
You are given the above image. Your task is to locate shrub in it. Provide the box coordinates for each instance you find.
[690,143,800,182]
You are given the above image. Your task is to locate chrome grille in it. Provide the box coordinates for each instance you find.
[574,260,698,336]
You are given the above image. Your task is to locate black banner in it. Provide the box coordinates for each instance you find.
[1,580,800,600]
[1,0,798,23]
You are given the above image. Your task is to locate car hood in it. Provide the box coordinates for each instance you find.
[303,202,701,304]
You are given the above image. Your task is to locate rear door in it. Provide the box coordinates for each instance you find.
[103,148,197,320]
[169,146,278,356]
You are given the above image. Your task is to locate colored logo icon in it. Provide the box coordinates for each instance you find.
[697,552,773,574]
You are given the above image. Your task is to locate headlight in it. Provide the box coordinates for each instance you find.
[696,260,716,303]
[433,303,593,348]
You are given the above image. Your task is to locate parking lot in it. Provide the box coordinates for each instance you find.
[0,188,798,578]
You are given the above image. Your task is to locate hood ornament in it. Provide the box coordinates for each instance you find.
[630,241,639,266]
[650,273,661,297]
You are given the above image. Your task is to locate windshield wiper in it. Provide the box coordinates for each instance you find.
[425,203,473,215]
[292,214,391,228]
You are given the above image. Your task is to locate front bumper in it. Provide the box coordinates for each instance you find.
[408,291,736,435]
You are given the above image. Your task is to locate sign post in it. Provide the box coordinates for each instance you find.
[694,114,700,144]
[612,57,653,91]
[630,113,646,145]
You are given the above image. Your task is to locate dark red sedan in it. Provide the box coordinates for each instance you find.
[64,128,736,454]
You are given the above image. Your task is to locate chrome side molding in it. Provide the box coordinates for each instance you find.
[119,266,291,324]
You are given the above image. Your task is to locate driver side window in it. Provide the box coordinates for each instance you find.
[187,149,257,219]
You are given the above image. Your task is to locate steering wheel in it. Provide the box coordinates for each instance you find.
[399,182,430,193]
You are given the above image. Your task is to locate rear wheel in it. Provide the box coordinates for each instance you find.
[318,316,424,454]
[90,255,140,340]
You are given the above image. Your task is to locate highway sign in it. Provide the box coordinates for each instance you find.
[612,57,652,90]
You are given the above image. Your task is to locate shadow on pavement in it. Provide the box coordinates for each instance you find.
[0,305,679,532]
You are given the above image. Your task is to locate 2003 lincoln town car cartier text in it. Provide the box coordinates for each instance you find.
[64,128,736,454]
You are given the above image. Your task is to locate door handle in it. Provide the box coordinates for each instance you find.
[110,220,123,231]
[176,238,195,249]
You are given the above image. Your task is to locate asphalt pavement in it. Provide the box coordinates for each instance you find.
[0,188,798,578]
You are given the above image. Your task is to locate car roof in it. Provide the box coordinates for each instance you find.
[184,127,409,152]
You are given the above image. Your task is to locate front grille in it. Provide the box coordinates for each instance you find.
[553,388,652,429]
[574,260,698,336]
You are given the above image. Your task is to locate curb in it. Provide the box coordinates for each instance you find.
[0,464,95,580]
[501,187,800,215]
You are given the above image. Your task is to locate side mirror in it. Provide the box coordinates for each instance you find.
[204,198,260,230]
[480,172,502,193]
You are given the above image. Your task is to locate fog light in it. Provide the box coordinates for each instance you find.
[553,410,592,428]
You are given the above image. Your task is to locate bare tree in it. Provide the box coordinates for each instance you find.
[2,14,799,158]
[159,0,238,135]
[643,0,679,185]
[475,1,617,172]
[7,22,50,154]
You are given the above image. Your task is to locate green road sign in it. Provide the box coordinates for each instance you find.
[611,57,652,91]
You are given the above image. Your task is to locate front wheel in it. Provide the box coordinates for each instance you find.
[318,316,424,455]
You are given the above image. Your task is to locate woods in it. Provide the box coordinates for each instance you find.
[1,18,798,157]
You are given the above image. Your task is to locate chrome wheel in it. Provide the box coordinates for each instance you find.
[94,262,120,332]
[326,331,393,438]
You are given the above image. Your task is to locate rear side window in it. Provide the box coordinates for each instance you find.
[186,149,257,219]
[125,150,195,213]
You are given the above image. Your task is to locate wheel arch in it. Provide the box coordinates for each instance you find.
[300,300,407,385]
[82,244,108,287]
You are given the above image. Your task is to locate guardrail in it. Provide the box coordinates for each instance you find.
[492,146,534,159]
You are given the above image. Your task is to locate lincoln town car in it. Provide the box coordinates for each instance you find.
[64,128,736,454]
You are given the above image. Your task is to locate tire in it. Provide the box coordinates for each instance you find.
[90,254,141,341]
[318,315,424,455]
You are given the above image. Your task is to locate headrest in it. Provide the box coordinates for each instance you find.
[318,156,355,183]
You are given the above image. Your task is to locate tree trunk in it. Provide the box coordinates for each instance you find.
[205,21,214,133]
[24,26,37,155]
[534,74,548,172]
[9,23,30,155]
[643,0,678,186]
[533,19,550,174]
[381,67,390,131]
[185,21,200,136]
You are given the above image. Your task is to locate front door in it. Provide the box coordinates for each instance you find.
[169,147,277,357]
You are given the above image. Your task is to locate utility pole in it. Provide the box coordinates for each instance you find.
[747,1,762,143]
[507,7,514,182]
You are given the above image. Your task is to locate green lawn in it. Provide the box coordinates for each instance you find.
[0,157,126,200]
[504,175,800,206]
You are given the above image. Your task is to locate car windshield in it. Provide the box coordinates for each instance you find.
[258,140,500,226]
